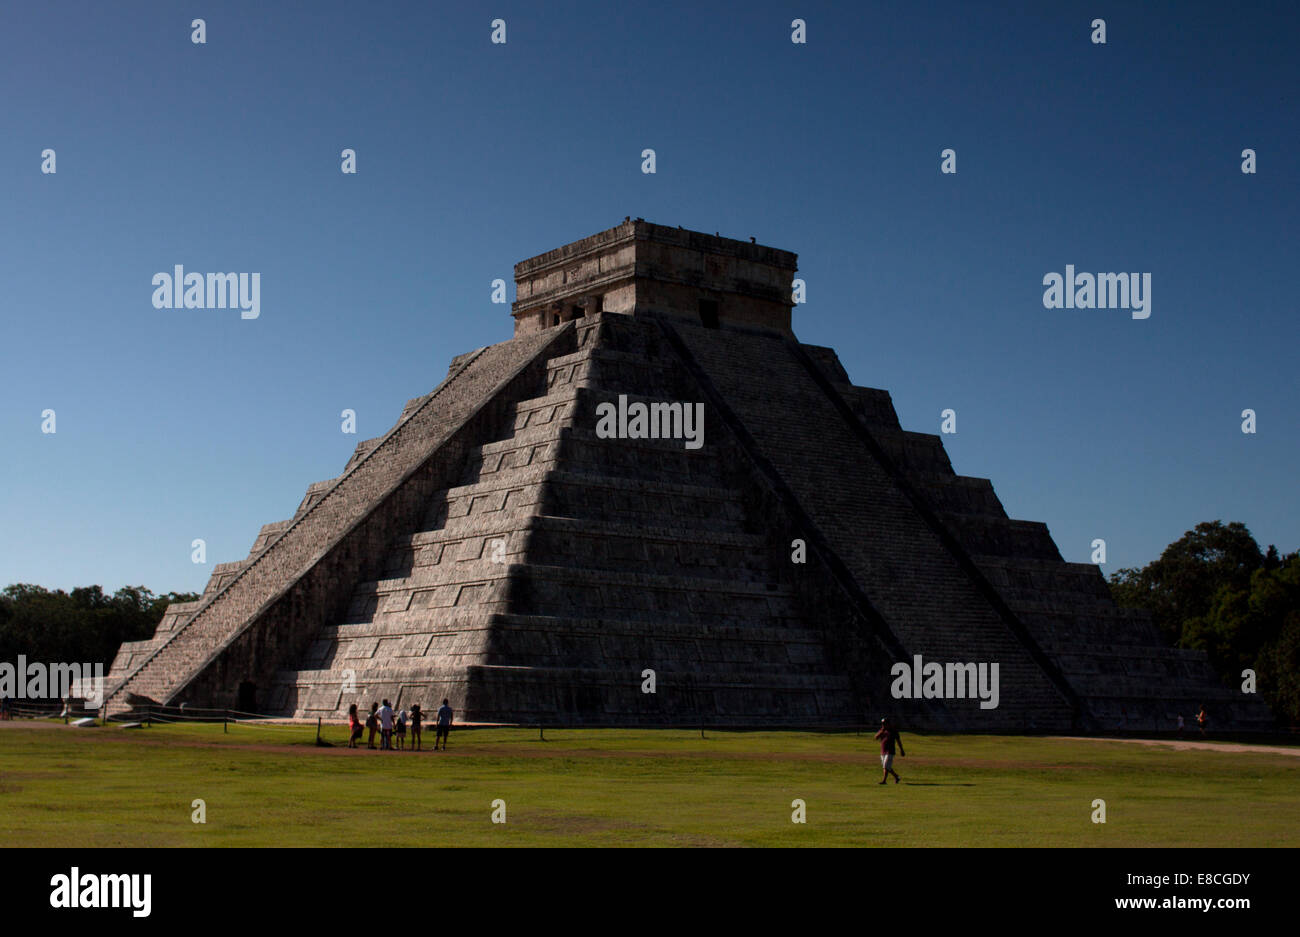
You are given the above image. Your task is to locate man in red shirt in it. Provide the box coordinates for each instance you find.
[874,717,905,784]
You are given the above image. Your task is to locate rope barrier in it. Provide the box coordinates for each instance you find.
[0,704,878,731]
[6,701,1291,739]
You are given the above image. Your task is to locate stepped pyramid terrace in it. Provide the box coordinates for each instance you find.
[105,220,1270,731]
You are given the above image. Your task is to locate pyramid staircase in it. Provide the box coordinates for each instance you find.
[267,313,870,724]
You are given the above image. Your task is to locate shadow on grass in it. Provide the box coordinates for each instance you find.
[901,782,976,787]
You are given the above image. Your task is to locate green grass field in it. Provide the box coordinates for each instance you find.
[1,721,1297,847]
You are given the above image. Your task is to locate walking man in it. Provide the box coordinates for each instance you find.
[874,717,904,784]
[435,698,453,751]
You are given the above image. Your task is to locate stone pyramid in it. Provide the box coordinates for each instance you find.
[106,220,1269,731]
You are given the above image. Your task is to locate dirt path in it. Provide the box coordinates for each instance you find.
[1051,736,1300,757]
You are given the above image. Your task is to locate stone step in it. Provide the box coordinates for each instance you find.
[972,555,1112,602]
[1039,642,1213,664]
[1014,608,1165,648]
[293,479,338,518]
[376,527,530,583]
[425,471,548,531]
[938,511,1063,561]
[545,352,682,398]
[475,616,835,672]
[910,472,1007,518]
[871,428,956,476]
[523,514,774,581]
[371,512,777,596]
[506,562,803,625]
[539,470,748,530]
[298,605,838,673]
[319,604,498,635]
[202,563,248,597]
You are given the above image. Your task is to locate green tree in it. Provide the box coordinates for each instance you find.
[0,583,199,670]
[1109,521,1263,644]
[1256,613,1300,725]
[1110,523,1300,725]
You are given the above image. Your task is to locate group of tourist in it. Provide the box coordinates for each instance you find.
[1112,704,1212,736]
[347,698,453,751]
[1176,704,1211,737]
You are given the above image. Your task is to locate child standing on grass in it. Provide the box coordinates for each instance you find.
[395,709,406,750]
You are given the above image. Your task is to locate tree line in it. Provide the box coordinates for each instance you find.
[1109,521,1299,726]
[0,584,198,670]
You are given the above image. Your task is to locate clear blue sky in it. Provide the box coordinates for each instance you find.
[2,0,1296,595]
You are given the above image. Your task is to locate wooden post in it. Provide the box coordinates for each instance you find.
[539,723,544,741]
[224,710,228,734]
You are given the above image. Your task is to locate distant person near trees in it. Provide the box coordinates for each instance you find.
[435,698,453,751]
[874,717,904,784]
[1197,704,1209,738]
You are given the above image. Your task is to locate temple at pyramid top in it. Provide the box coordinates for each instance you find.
[512,218,798,336]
